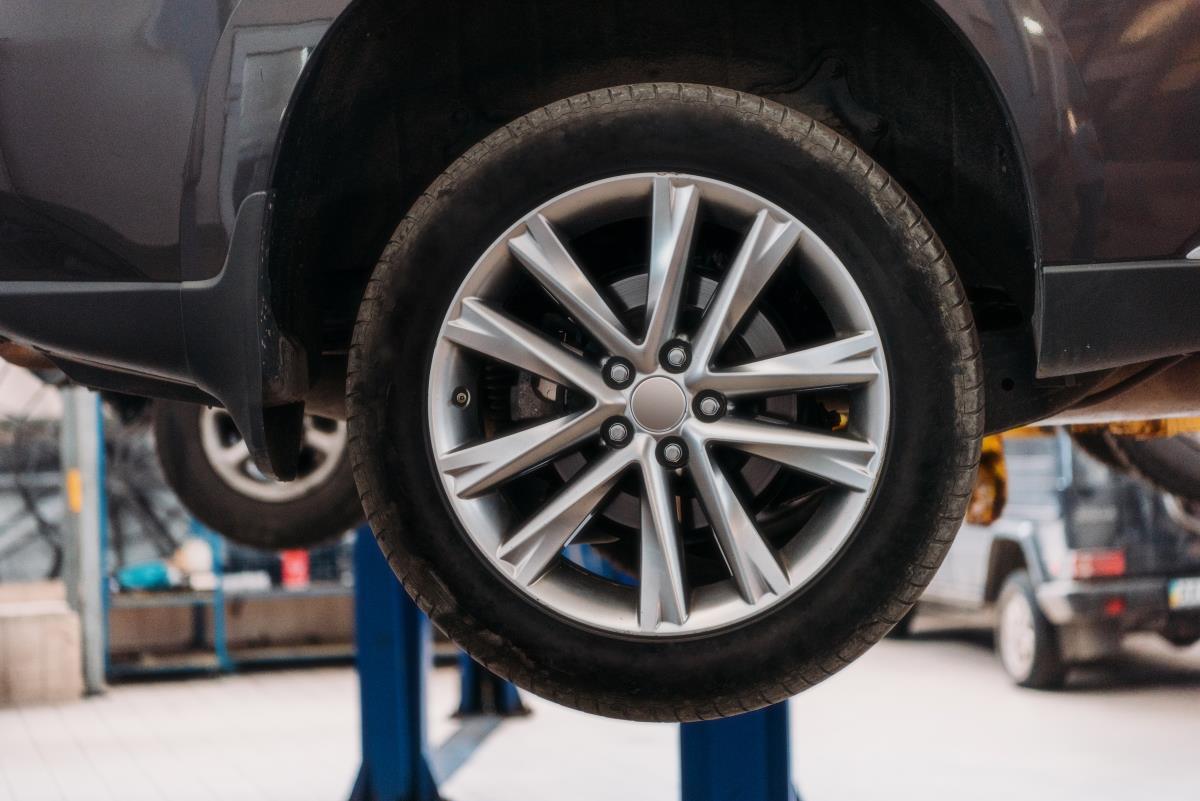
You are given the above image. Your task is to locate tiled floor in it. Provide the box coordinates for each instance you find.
[0,668,363,801]
[2,628,1199,801]
[0,665,676,801]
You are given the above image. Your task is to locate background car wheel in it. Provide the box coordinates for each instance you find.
[348,84,982,721]
[154,401,363,549]
[1162,632,1200,648]
[1108,434,1200,503]
[995,570,1066,689]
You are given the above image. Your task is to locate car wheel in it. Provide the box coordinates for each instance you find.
[154,401,363,549]
[1163,632,1200,648]
[995,570,1066,689]
[348,84,982,721]
[1109,434,1200,503]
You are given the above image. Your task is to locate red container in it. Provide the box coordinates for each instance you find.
[280,549,311,589]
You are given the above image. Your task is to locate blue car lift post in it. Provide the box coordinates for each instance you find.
[349,526,798,801]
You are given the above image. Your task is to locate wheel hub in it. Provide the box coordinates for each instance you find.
[629,376,688,433]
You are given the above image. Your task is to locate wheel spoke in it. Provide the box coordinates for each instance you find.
[497,446,638,585]
[212,439,250,468]
[303,424,345,458]
[637,441,688,629]
[697,418,877,492]
[443,297,609,400]
[690,210,804,369]
[509,213,635,359]
[685,435,790,604]
[438,407,610,499]
[701,331,881,398]
[639,177,700,369]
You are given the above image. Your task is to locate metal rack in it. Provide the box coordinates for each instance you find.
[104,522,356,678]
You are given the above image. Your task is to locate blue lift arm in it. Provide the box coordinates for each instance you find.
[351,526,797,801]
[351,528,439,801]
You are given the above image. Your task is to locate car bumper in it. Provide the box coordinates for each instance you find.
[1037,577,1199,630]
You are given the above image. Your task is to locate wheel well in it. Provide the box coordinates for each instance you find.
[268,0,1034,393]
[984,539,1027,603]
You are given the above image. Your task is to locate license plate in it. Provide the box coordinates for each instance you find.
[1168,577,1200,610]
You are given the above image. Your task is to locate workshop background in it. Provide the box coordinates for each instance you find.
[1,364,1198,801]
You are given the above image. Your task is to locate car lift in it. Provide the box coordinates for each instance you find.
[349,526,799,801]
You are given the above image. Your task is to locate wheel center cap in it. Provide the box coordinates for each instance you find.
[629,376,687,433]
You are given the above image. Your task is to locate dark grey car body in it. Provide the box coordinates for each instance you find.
[2,0,1199,475]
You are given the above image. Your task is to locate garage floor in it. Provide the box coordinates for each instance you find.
[2,623,1198,801]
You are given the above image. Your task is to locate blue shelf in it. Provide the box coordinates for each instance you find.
[109,590,216,610]
[105,523,355,680]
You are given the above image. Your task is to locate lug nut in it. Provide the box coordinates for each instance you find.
[452,387,471,408]
[694,391,726,421]
[658,437,688,466]
[603,417,632,448]
[660,340,691,373]
[604,357,635,389]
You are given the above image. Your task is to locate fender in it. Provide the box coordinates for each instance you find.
[0,0,353,477]
[929,0,1200,376]
[928,0,1092,268]
[182,0,353,283]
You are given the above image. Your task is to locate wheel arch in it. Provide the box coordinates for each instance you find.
[984,536,1034,603]
[264,0,1039,407]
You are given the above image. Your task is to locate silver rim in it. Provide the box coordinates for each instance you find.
[199,408,346,503]
[429,174,889,635]
[998,590,1037,681]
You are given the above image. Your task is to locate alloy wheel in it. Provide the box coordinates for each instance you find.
[199,408,347,503]
[998,589,1037,680]
[428,173,889,635]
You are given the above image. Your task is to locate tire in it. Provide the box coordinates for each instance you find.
[995,570,1066,689]
[885,607,918,639]
[1163,632,1200,649]
[154,401,362,549]
[348,83,982,721]
[1109,434,1200,502]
